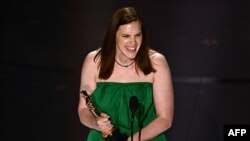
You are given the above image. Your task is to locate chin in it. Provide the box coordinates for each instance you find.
[127,53,137,59]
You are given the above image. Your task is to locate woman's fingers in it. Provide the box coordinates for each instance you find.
[102,124,114,133]
[96,113,113,132]
[100,113,110,118]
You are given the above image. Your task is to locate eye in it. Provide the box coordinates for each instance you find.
[122,35,129,38]
[135,33,142,37]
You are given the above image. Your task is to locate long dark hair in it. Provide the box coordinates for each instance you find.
[95,7,156,79]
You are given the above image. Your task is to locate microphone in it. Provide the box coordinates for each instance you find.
[129,96,139,116]
[129,96,139,141]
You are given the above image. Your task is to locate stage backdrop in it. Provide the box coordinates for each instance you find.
[1,0,250,141]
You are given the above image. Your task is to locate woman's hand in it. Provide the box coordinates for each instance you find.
[96,113,113,133]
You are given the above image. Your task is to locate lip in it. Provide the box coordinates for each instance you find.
[126,46,136,51]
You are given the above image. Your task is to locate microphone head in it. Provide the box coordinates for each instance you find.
[129,96,139,114]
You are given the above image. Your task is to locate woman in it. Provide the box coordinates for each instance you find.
[78,7,174,141]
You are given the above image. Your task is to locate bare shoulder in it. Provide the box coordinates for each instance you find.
[80,50,99,94]
[84,50,99,65]
[149,49,168,67]
[82,50,101,73]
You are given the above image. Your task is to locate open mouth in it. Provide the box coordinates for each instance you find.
[126,47,136,52]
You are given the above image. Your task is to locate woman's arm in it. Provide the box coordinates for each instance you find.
[78,51,99,130]
[128,52,174,141]
[78,51,113,133]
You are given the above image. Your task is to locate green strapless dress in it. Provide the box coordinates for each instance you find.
[86,82,167,141]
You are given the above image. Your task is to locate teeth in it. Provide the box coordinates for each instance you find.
[127,47,136,51]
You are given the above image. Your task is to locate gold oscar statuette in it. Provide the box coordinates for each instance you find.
[80,90,127,140]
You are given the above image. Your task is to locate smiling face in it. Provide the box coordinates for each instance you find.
[115,20,142,62]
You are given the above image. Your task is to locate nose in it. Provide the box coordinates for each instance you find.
[129,37,137,45]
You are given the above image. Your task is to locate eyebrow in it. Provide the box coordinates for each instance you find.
[121,32,142,36]
[136,32,142,35]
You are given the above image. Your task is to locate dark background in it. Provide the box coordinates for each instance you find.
[1,0,250,141]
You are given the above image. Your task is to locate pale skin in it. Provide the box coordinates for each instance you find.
[78,21,174,141]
